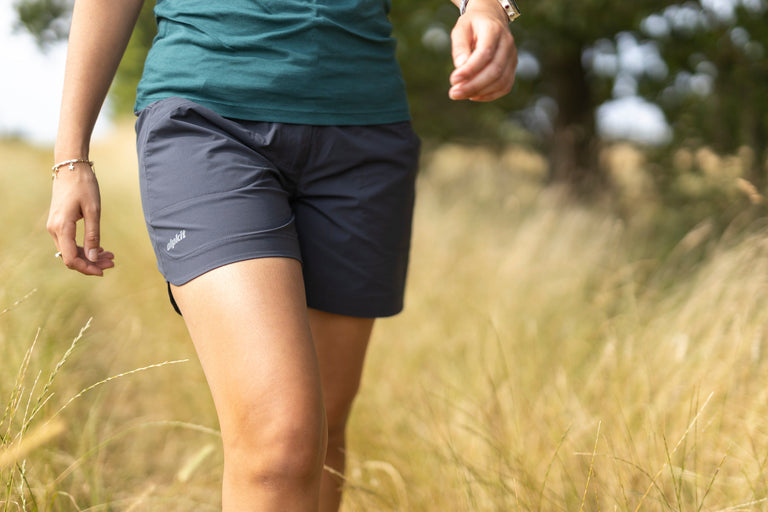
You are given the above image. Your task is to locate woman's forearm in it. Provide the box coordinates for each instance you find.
[55,0,145,160]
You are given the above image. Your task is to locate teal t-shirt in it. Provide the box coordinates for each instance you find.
[134,0,410,125]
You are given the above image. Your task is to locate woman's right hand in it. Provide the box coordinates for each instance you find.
[47,163,115,276]
[45,0,145,276]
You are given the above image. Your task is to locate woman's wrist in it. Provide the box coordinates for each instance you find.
[53,138,92,179]
[463,0,509,24]
[54,140,90,162]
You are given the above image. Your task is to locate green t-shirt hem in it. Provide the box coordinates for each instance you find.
[135,93,412,126]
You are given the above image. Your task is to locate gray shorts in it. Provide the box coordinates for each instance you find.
[135,97,420,318]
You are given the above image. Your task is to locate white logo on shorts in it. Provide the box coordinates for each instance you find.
[167,229,186,251]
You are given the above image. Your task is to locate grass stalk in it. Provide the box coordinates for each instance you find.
[579,420,601,512]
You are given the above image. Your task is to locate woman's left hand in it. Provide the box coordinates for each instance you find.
[449,0,518,102]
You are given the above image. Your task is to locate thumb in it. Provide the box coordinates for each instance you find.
[83,206,101,262]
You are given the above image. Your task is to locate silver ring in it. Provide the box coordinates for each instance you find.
[54,252,62,258]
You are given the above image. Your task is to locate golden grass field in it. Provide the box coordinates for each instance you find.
[3,125,768,511]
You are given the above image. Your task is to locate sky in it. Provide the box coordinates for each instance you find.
[0,2,110,145]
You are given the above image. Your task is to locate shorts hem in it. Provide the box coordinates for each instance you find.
[160,232,301,287]
[306,296,405,319]
[164,251,302,287]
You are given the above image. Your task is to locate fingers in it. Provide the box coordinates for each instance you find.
[47,214,82,272]
[78,246,115,272]
[55,221,109,276]
[450,17,475,71]
[58,221,81,269]
[449,14,517,102]
[53,244,115,276]
[450,23,498,86]
[82,200,102,263]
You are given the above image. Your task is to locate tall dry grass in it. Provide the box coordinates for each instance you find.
[2,129,768,511]
[1,130,220,511]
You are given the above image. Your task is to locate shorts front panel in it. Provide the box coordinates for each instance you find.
[135,97,302,285]
[292,123,421,317]
[135,97,421,317]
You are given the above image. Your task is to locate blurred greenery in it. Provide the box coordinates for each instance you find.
[110,1,156,115]
[12,0,768,194]
[652,1,768,188]
[13,0,69,45]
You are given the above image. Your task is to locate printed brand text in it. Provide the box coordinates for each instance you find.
[167,230,186,251]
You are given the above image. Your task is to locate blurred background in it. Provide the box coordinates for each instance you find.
[3,1,768,510]
[8,0,768,193]
[6,0,768,231]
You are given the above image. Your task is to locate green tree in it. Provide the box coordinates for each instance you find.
[502,0,684,187]
[647,0,768,187]
[14,0,70,45]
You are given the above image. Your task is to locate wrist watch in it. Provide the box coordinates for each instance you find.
[497,0,521,23]
[460,0,521,23]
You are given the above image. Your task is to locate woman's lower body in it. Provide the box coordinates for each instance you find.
[135,97,420,511]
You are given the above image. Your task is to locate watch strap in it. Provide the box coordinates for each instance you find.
[496,0,521,23]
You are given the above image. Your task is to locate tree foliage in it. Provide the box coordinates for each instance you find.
[649,0,768,185]
[109,1,155,114]
[14,0,69,46]
[13,0,768,190]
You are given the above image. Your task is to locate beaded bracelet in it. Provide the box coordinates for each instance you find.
[51,158,95,179]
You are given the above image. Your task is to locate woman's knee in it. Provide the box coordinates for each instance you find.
[223,398,328,486]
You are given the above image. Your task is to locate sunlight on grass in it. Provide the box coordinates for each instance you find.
[2,130,768,510]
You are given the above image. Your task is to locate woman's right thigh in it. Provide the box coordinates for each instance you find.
[170,257,326,473]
